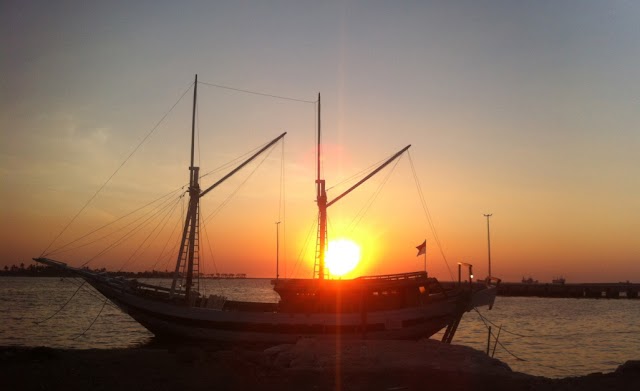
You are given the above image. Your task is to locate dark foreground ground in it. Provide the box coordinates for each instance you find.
[2,339,638,391]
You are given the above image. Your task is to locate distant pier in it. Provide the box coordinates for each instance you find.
[443,281,640,299]
[496,282,639,299]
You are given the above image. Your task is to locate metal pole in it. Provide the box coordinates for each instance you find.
[492,325,502,358]
[484,213,492,278]
[486,326,492,355]
[276,221,281,280]
[423,250,427,274]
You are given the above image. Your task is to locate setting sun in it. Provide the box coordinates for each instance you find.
[325,239,361,277]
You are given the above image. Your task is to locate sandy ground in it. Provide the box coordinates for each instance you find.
[2,339,638,391]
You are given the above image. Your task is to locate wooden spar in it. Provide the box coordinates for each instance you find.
[326,144,411,208]
[199,132,287,198]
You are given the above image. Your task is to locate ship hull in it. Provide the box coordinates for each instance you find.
[88,278,495,344]
[34,258,496,344]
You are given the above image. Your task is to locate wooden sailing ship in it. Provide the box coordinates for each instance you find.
[35,75,497,344]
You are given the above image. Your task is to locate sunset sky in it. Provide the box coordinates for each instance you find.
[2,1,639,282]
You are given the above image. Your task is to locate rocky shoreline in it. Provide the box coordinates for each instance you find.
[2,339,638,390]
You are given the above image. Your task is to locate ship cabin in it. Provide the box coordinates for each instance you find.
[272,271,450,313]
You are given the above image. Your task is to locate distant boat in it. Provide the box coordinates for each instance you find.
[552,276,566,285]
[521,276,538,284]
[35,76,498,345]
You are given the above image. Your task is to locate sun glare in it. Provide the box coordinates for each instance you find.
[325,239,361,277]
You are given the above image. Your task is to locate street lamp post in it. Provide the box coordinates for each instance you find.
[458,262,473,288]
[484,213,492,278]
[275,221,281,280]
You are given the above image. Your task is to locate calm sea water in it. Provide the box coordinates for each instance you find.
[2,277,638,378]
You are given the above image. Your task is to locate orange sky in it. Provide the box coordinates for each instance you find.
[2,2,639,282]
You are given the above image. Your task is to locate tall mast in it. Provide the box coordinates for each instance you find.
[171,75,200,303]
[312,92,410,280]
[185,74,199,303]
[190,75,198,180]
[170,75,287,298]
[315,93,327,280]
[317,93,321,184]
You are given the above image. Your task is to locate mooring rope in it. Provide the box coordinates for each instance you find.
[34,279,87,324]
[72,299,109,340]
[474,307,640,339]
[473,308,587,375]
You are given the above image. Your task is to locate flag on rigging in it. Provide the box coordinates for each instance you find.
[416,240,426,257]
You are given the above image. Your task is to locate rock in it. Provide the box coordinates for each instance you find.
[263,337,516,377]
[0,346,18,361]
[615,360,640,375]
[30,346,58,360]
[1,345,637,391]
[174,346,204,364]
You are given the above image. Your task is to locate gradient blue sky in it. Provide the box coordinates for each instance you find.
[2,1,639,282]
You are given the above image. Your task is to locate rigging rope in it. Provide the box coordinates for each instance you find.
[290,217,318,278]
[34,279,87,324]
[346,155,403,235]
[407,151,455,281]
[195,138,285,282]
[144,196,187,275]
[72,299,109,340]
[47,186,185,257]
[198,81,316,104]
[62,277,119,309]
[326,156,390,192]
[199,135,285,181]
[201,207,219,276]
[201,141,281,225]
[116,195,184,272]
[79,194,182,268]
[40,81,194,258]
